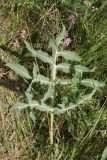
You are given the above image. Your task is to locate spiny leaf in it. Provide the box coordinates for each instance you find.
[26,82,33,93]
[54,108,65,115]
[33,74,51,85]
[29,112,36,122]
[74,65,90,73]
[58,104,65,109]
[67,102,77,110]
[56,25,66,46]
[37,74,50,85]
[12,101,39,110]
[12,102,29,110]
[25,92,33,103]
[101,147,107,160]
[77,90,95,105]
[35,104,50,112]
[12,101,49,112]
[24,41,53,64]
[54,103,76,115]
[42,85,54,102]
[80,79,105,89]
[56,63,71,73]
[57,79,71,85]
[49,37,57,52]
[6,63,32,79]
[33,50,53,64]
[33,63,37,79]
[28,100,39,109]
[58,51,81,62]
[24,40,35,55]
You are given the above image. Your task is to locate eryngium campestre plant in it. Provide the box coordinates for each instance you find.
[6,26,105,144]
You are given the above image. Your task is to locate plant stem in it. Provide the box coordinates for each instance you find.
[50,112,54,145]
[49,50,57,145]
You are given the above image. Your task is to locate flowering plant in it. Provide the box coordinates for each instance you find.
[5,26,104,145]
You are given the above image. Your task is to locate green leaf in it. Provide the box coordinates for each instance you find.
[101,147,107,160]
[42,85,54,102]
[24,41,53,64]
[54,108,65,115]
[58,104,65,109]
[26,82,33,93]
[54,103,76,114]
[25,92,39,109]
[67,102,77,110]
[14,100,47,112]
[33,63,37,79]
[56,63,71,73]
[34,50,53,64]
[33,74,51,85]
[80,79,105,89]
[77,91,95,105]
[58,51,81,62]
[49,37,57,52]
[56,25,66,46]
[74,65,90,74]
[6,63,32,79]
[25,92,33,103]
[57,79,71,85]
[36,104,50,112]
[29,100,39,109]
[24,40,35,55]
[29,112,36,122]
[12,102,29,110]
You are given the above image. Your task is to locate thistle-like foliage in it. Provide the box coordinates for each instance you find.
[6,26,105,116]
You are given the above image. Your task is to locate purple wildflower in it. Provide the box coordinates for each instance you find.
[20,29,27,39]
[64,37,72,46]
[13,40,20,48]
[68,15,76,25]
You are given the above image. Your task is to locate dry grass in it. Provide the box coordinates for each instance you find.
[0,23,33,159]
[0,69,33,159]
[0,110,33,160]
